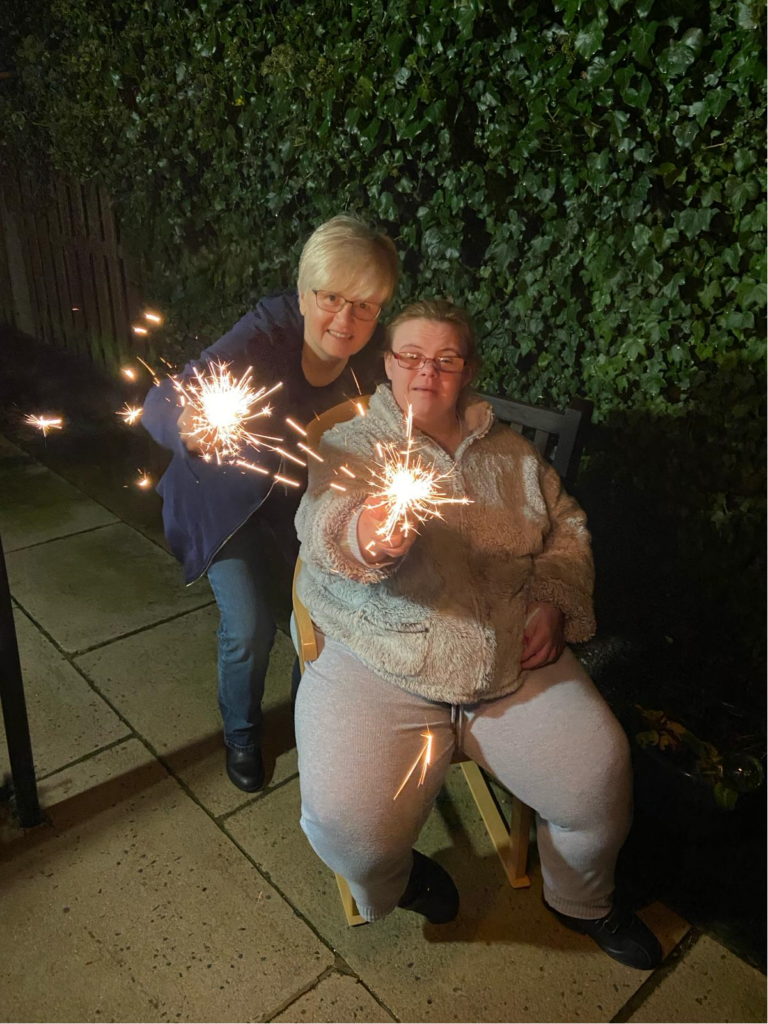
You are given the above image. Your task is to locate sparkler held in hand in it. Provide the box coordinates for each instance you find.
[365,405,471,546]
[172,360,283,465]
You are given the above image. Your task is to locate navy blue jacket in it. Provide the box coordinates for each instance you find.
[142,292,383,583]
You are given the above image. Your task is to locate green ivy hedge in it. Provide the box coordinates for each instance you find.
[1,0,766,714]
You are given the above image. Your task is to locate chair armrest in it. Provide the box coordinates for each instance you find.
[292,557,318,668]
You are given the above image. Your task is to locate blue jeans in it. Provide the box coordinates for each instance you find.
[207,516,277,751]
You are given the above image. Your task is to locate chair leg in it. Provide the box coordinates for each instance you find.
[459,761,532,889]
[335,873,367,926]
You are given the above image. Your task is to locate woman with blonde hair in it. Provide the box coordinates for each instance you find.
[294,299,662,970]
[143,216,398,792]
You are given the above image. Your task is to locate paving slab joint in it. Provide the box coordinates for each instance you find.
[610,927,703,1023]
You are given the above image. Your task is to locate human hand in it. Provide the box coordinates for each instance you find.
[357,497,418,563]
[177,403,205,454]
[520,602,565,670]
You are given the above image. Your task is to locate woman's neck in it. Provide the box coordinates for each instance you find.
[301,342,347,386]
[413,410,464,457]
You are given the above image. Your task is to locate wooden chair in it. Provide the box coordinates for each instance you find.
[292,391,592,926]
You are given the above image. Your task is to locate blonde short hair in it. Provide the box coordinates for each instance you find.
[297,215,398,302]
[386,299,480,374]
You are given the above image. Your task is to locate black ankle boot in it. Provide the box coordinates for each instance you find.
[225,746,265,793]
[397,850,459,924]
[544,898,662,970]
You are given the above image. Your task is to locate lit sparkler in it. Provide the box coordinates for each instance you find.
[117,404,142,426]
[172,361,283,464]
[393,728,434,801]
[132,325,148,336]
[144,310,162,324]
[135,469,152,488]
[367,406,471,544]
[121,367,137,381]
[25,414,63,436]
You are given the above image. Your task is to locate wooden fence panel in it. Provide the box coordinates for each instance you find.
[0,192,13,326]
[0,170,142,371]
[98,187,132,364]
[69,182,103,365]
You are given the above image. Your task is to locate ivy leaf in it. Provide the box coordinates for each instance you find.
[736,278,766,310]
[724,175,760,213]
[575,19,606,59]
[637,246,663,280]
[734,148,757,173]
[561,0,584,28]
[656,28,705,77]
[676,207,716,239]
[714,782,738,811]
[623,74,651,108]
[424,99,447,126]
[630,21,658,63]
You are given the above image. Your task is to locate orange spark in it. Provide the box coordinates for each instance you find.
[297,442,324,463]
[117,404,142,426]
[25,414,63,437]
[274,446,307,467]
[285,417,307,437]
[235,459,270,475]
[393,729,434,801]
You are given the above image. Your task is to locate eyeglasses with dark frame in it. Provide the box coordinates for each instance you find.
[390,351,467,374]
[312,289,382,322]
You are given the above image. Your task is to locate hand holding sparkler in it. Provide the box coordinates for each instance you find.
[173,361,283,464]
[177,401,206,455]
[357,497,418,563]
[359,405,471,552]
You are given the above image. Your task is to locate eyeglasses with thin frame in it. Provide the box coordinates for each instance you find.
[391,350,467,374]
[313,289,382,322]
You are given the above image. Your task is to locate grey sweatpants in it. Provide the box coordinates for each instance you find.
[295,637,632,923]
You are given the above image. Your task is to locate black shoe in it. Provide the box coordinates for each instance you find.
[544,898,663,970]
[225,746,265,793]
[397,850,459,924]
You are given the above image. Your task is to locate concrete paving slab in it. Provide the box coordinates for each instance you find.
[0,444,117,552]
[5,522,211,653]
[0,739,333,1024]
[273,972,395,1023]
[227,772,690,1024]
[628,934,767,1023]
[76,607,298,817]
[0,608,129,780]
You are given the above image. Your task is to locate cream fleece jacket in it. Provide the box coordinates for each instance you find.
[295,384,596,704]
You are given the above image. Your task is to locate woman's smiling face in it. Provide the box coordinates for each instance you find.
[299,285,387,362]
[384,319,472,424]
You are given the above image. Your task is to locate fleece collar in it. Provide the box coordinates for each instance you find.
[368,384,494,459]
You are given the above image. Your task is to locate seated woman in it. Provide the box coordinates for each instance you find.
[294,300,661,970]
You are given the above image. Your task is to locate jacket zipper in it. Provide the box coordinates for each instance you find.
[186,480,279,586]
